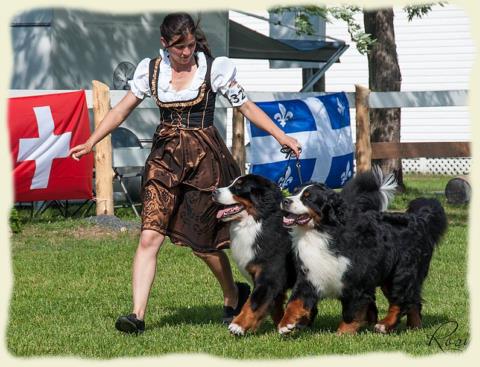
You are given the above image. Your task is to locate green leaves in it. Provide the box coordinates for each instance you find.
[404,3,445,21]
[269,5,375,55]
[269,3,443,55]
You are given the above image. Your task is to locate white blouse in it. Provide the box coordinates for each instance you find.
[128,49,248,107]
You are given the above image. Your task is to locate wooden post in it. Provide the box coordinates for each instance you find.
[232,107,246,174]
[355,84,372,173]
[92,80,114,216]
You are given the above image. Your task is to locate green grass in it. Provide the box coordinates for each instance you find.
[7,174,470,359]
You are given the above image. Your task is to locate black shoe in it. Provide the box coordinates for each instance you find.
[115,313,145,334]
[222,282,251,324]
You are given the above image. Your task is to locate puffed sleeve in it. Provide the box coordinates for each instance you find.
[128,58,151,99]
[211,57,249,107]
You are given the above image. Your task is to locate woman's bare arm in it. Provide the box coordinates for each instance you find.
[69,91,143,160]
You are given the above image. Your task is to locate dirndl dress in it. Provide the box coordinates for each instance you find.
[138,53,241,252]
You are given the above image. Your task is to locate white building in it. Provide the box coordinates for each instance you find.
[229,5,474,174]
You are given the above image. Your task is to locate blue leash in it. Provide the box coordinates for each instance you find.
[279,145,303,188]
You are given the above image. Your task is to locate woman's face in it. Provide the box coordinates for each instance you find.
[162,32,196,67]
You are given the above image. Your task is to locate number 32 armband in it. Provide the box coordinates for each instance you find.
[225,81,248,107]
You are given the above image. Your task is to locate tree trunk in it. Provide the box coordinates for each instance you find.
[364,9,404,188]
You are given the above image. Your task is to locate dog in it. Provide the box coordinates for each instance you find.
[212,169,395,335]
[279,176,447,335]
[212,174,300,335]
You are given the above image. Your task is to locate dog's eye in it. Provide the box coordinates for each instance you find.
[303,191,311,198]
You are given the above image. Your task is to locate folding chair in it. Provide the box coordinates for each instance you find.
[111,127,151,217]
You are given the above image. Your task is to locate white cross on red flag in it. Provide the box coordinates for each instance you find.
[8,91,93,202]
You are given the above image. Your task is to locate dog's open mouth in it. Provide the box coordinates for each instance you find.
[216,204,245,219]
[283,213,311,227]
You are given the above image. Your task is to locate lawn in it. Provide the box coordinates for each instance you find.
[6,174,470,359]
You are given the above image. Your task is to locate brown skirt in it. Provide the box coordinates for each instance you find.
[141,124,241,252]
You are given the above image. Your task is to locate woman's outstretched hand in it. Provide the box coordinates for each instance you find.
[69,141,93,161]
[277,134,302,158]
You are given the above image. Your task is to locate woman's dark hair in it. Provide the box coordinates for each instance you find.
[160,12,212,57]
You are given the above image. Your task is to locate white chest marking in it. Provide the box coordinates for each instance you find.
[292,228,350,298]
[229,215,262,282]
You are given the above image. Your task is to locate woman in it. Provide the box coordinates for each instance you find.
[69,12,301,334]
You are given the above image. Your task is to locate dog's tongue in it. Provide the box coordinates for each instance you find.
[283,214,297,226]
[216,208,228,219]
[283,213,310,226]
[216,205,243,219]
[296,214,311,225]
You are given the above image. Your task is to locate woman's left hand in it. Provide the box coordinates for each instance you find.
[277,134,302,157]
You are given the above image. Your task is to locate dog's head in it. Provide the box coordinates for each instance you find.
[281,183,345,228]
[212,174,282,222]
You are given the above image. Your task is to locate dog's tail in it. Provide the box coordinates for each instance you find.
[341,166,397,212]
[407,197,448,246]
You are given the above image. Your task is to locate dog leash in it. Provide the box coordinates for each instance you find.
[279,145,303,187]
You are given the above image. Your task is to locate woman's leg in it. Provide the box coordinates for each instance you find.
[131,229,166,320]
[193,250,238,308]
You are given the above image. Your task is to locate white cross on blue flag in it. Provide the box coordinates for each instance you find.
[247,92,354,191]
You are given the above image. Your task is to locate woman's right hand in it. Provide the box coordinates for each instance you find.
[68,91,142,161]
[69,141,93,161]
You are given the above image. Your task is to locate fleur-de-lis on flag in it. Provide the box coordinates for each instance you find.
[340,161,353,185]
[274,103,293,128]
[278,165,294,189]
[337,97,345,116]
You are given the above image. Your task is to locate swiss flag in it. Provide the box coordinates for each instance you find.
[8,91,94,202]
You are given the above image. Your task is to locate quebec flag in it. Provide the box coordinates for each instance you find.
[247,92,354,192]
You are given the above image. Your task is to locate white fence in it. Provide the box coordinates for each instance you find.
[9,88,470,175]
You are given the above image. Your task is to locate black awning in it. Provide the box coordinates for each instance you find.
[228,19,348,62]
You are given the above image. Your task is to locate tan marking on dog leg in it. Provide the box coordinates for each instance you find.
[230,297,271,334]
[336,304,369,335]
[278,299,311,334]
[336,321,363,335]
[375,304,401,334]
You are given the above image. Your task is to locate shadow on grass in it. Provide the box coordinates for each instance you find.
[149,304,453,337]
[151,305,343,335]
[280,313,454,339]
[152,305,225,328]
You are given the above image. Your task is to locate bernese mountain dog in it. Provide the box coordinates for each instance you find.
[212,169,397,336]
[279,180,447,336]
[213,174,298,335]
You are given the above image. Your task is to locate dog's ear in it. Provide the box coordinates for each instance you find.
[310,191,344,226]
[250,186,266,207]
[251,185,282,209]
[325,193,345,225]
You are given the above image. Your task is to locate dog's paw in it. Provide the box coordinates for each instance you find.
[374,323,388,334]
[228,322,245,336]
[278,323,296,335]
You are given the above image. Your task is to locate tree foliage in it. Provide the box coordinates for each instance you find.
[270,5,374,54]
[270,3,444,54]
[404,2,445,21]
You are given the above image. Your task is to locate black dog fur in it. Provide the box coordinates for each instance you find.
[279,179,447,335]
[212,174,300,335]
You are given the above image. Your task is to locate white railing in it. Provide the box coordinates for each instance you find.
[9,89,469,108]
